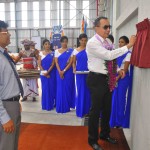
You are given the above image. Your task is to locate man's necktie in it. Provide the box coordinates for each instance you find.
[3,50,24,97]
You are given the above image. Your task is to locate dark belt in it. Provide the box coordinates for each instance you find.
[90,71,107,77]
[2,95,20,101]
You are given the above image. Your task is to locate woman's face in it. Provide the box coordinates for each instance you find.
[79,38,87,47]
[43,41,50,50]
[119,38,127,48]
[61,39,68,48]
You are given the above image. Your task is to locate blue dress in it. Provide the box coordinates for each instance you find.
[56,48,75,113]
[75,50,91,117]
[40,52,56,111]
[110,52,133,128]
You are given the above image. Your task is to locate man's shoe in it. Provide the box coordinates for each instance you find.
[89,143,103,150]
[84,114,89,118]
[100,136,117,144]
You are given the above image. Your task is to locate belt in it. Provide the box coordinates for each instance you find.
[90,71,107,77]
[2,95,20,101]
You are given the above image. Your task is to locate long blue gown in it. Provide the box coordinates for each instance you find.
[110,52,133,128]
[56,48,75,113]
[40,52,56,111]
[75,50,91,117]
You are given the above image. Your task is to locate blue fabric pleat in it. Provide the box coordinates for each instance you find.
[75,50,91,117]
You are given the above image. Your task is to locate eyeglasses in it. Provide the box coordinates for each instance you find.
[96,25,112,30]
[0,31,9,34]
[102,25,112,30]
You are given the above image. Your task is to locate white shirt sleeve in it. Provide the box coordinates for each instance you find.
[0,62,10,125]
[69,49,74,57]
[86,40,129,61]
[39,51,43,57]
[125,53,131,62]
[0,100,11,124]
[117,66,121,72]
[55,49,59,58]
[73,49,78,56]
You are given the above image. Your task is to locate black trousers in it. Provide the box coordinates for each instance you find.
[87,72,112,144]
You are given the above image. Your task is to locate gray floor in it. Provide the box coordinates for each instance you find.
[21,79,131,149]
[21,79,82,126]
[21,97,82,126]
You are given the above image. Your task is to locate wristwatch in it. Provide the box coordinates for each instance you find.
[63,69,66,72]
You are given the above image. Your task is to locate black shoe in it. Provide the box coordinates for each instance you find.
[21,97,27,102]
[32,97,36,102]
[89,143,103,150]
[84,114,89,118]
[100,136,117,144]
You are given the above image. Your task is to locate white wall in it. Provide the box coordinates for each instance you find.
[130,0,150,150]
[116,14,138,45]
[112,0,150,149]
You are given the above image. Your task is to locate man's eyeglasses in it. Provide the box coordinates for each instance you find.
[0,31,9,34]
[102,25,112,30]
[96,25,112,30]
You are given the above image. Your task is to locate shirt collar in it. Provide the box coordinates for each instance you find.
[0,46,5,53]
[95,34,105,43]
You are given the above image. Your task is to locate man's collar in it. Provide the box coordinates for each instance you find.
[0,46,5,53]
[95,34,105,43]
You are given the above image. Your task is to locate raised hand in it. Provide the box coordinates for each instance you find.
[127,35,137,49]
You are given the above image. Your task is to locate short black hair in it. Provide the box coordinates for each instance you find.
[79,33,88,40]
[93,16,108,27]
[60,36,68,43]
[43,39,50,45]
[108,34,114,43]
[0,20,8,31]
[119,36,129,44]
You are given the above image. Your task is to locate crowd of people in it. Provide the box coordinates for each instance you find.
[11,27,134,123]
[13,34,92,117]
[0,16,136,150]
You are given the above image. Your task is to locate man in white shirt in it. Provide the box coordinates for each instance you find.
[86,16,136,150]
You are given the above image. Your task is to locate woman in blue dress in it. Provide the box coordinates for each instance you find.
[55,36,75,113]
[110,36,133,128]
[73,33,91,117]
[39,39,56,111]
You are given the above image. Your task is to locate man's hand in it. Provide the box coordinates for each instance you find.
[2,120,15,134]
[20,103,22,112]
[118,69,125,79]
[127,35,136,49]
